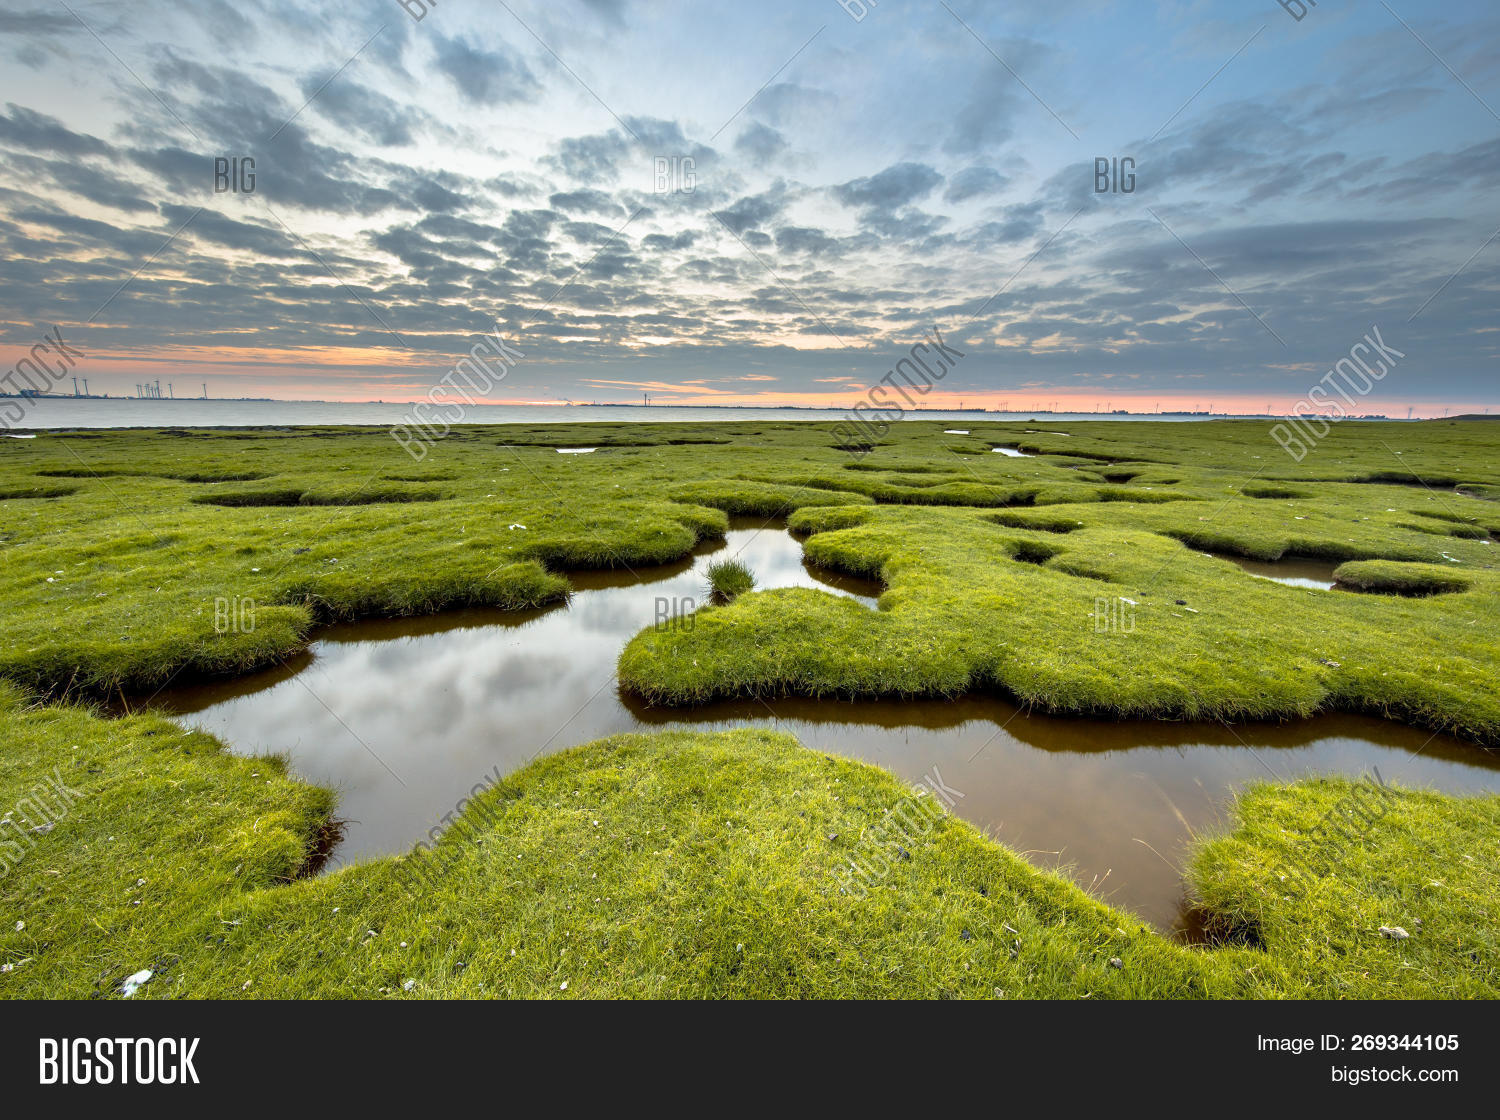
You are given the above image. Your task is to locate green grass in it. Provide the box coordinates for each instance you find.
[2,419,1497,739]
[2,417,1499,998]
[1188,778,1500,996]
[1333,559,1473,596]
[705,558,754,601]
[2,688,1494,998]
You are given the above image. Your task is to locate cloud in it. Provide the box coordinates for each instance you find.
[433,35,540,105]
[550,189,625,217]
[734,122,788,163]
[833,162,943,211]
[749,82,837,126]
[306,80,424,147]
[774,226,840,255]
[711,183,789,234]
[0,104,111,157]
[944,166,1009,203]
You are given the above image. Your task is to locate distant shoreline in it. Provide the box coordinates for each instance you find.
[0,395,1405,422]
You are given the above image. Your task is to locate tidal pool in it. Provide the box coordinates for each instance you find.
[1222,553,1341,591]
[143,519,1500,932]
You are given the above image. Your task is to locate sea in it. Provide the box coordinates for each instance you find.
[5,398,1249,430]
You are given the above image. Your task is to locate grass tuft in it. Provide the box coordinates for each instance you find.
[706,558,755,602]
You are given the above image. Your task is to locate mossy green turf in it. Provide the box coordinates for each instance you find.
[2,418,1498,743]
[2,417,1498,998]
[2,686,1494,998]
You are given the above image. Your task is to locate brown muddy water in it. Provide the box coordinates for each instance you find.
[140,519,1500,933]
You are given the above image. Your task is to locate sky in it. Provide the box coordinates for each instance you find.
[0,0,1497,415]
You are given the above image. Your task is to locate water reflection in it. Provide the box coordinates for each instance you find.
[142,518,1500,932]
[1223,553,1341,591]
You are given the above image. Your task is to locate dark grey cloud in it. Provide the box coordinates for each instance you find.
[833,162,943,212]
[711,183,789,234]
[160,204,300,258]
[306,80,423,147]
[549,189,625,217]
[734,122,787,163]
[8,154,156,214]
[944,166,1009,204]
[433,35,540,106]
[0,104,111,157]
[774,226,840,255]
[0,10,76,34]
[577,0,629,26]
[642,230,696,251]
[965,202,1044,246]
[942,67,1021,156]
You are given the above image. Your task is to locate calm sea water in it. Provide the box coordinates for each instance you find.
[8,398,1237,429]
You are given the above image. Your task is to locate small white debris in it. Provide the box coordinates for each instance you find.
[560,981,568,990]
[1119,597,1138,606]
[120,969,153,998]
[508,524,527,530]
[403,979,416,991]
[251,567,260,572]
[1184,606,1200,613]
[400,941,408,948]
[14,921,23,932]
[242,980,252,990]
[1378,926,1410,939]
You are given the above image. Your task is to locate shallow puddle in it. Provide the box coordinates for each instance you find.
[555,447,598,454]
[142,520,1500,933]
[944,429,970,435]
[992,447,1032,458]
[1222,553,1341,591]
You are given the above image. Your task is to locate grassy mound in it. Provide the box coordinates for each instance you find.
[2,691,1496,999]
[622,502,1500,743]
[3,420,1497,735]
[1333,560,1473,596]
[1189,779,1500,997]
